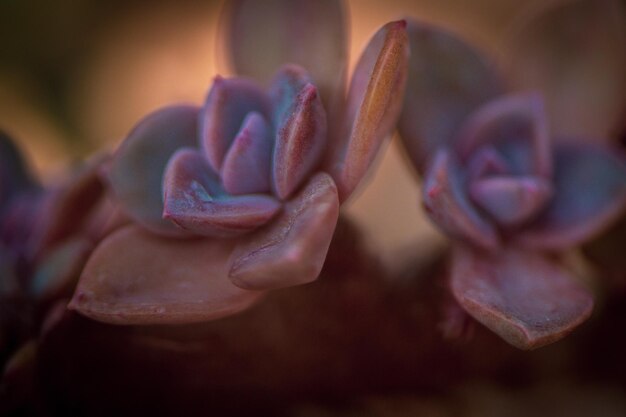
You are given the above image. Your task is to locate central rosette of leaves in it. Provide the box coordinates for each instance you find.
[423,94,554,249]
[162,65,328,237]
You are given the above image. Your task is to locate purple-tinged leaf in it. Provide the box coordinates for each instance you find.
[273,82,327,200]
[221,112,272,195]
[456,93,552,179]
[0,131,37,211]
[517,143,626,249]
[162,149,281,237]
[28,154,106,259]
[107,105,199,236]
[423,149,499,250]
[29,238,92,302]
[229,173,338,290]
[469,175,552,227]
[269,64,313,125]
[450,244,594,350]
[200,77,270,172]
[466,146,509,181]
[69,225,266,325]
[221,0,347,124]
[328,20,409,202]
[398,19,502,173]
[506,0,626,139]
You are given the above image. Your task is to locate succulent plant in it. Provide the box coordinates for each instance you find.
[69,0,409,325]
[398,19,626,350]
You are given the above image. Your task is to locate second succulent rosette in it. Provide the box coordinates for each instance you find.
[398,17,626,349]
[70,0,409,325]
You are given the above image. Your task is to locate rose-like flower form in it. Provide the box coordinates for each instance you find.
[398,19,626,349]
[69,0,409,325]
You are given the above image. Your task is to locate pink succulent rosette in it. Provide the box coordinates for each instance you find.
[399,19,626,349]
[69,0,409,325]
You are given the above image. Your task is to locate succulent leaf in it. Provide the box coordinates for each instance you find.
[398,19,502,173]
[423,149,499,250]
[517,143,626,249]
[229,173,339,290]
[450,244,594,350]
[68,225,266,325]
[328,20,409,202]
[272,82,327,200]
[200,77,271,172]
[456,93,551,178]
[162,149,281,237]
[107,105,199,236]
[221,112,273,195]
[469,175,552,226]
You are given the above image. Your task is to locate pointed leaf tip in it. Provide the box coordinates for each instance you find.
[200,77,270,172]
[229,173,339,290]
[329,19,409,202]
[451,245,594,350]
[163,149,281,237]
[69,225,266,325]
[273,81,327,200]
[423,149,499,250]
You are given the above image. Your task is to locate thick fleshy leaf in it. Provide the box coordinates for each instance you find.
[398,19,502,173]
[517,143,626,249]
[272,80,327,200]
[469,175,552,227]
[221,112,272,195]
[28,154,106,258]
[68,225,266,325]
[456,93,551,178]
[423,149,499,250]
[107,105,199,236]
[450,245,594,350]
[200,77,270,172]
[221,0,347,124]
[163,149,281,237]
[229,173,339,290]
[327,20,409,202]
[506,0,626,139]
[0,131,37,210]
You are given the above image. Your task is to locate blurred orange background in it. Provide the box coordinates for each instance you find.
[0,0,569,268]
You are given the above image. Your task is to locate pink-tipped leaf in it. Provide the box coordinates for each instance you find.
[162,149,281,237]
[221,112,273,195]
[450,244,594,350]
[69,225,266,325]
[272,79,327,200]
[229,173,339,290]
[200,77,270,172]
[327,20,409,202]
[423,149,499,250]
[107,105,199,236]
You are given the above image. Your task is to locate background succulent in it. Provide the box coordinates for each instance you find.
[69,0,409,325]
[398,18,626,350]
